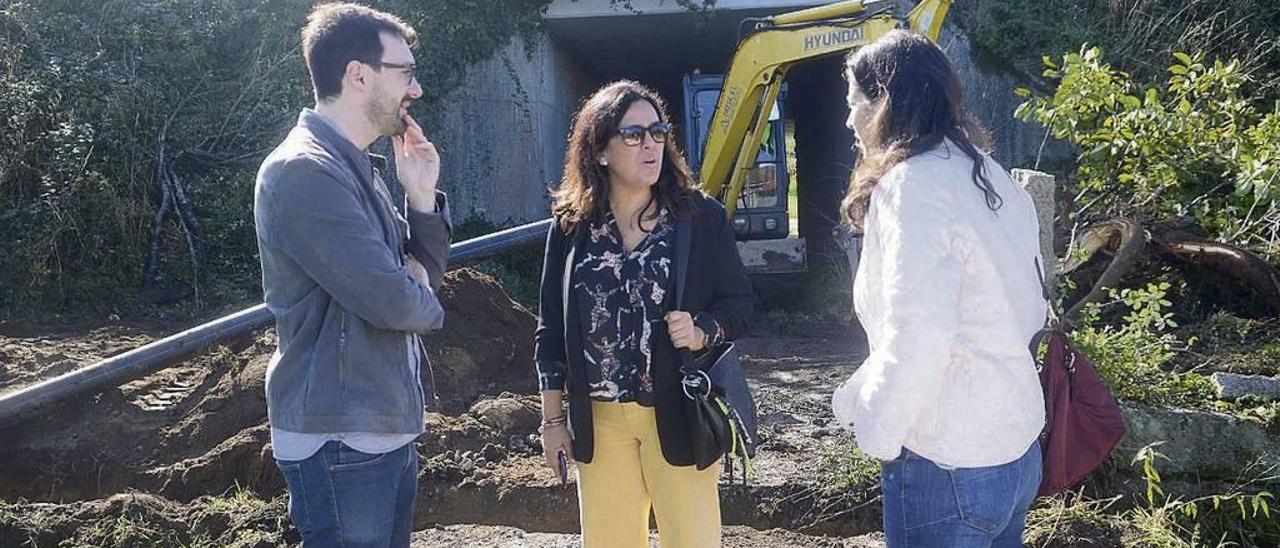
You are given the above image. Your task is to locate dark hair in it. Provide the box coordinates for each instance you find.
[840,29,1001,230]
[301,3,418,101]
[552,80,700,234]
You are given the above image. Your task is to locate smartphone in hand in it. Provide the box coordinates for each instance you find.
[557,449,569,485]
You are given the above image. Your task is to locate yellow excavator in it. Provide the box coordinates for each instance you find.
[683,0,950,274]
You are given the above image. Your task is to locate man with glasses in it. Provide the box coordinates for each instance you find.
[253,4,449,545]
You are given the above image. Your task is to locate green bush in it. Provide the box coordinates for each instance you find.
[1016,47,1280,256]
[0,0,553,317]
[1070,282,1216,407]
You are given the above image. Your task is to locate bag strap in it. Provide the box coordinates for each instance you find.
[1030,257,1067,367]
[1034,257,1062,329]
[674,218,698,376]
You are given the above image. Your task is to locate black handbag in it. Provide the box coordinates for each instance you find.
[673,218,757,478]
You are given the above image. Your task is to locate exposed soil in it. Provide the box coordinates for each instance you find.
[0,269,536,503]
[0,324,158,396]
[0,268,888,545]
[407,525,886,547]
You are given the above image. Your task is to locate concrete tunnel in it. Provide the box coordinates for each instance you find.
[432,0,1054,308]
[541,0,858,268]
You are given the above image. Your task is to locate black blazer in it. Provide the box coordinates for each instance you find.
[533,193,754,466]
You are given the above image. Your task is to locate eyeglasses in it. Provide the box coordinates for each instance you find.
[366,60,418,86]
[617,122,671,147]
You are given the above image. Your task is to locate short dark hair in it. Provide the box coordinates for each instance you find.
[301,3,418,101]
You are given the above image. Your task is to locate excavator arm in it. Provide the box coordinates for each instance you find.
[699,0,951,217]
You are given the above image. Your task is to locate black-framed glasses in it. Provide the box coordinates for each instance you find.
[617,122,671,146]
[366,60,417,85]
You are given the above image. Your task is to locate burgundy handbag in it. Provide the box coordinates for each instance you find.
[1032,260,1128,496]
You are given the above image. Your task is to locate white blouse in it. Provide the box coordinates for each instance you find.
[832,143,1048,468]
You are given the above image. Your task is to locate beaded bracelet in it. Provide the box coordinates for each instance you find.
[538,415,567,434]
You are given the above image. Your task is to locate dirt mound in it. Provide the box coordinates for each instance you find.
[0,327,276,502]
[0,268,536,504]
[0,491,293,547]
[0,310,924,545]
[425,269,538,412]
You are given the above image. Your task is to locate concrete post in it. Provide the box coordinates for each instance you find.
[1011,169,1057,284]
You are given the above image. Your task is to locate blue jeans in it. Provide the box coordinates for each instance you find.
[881,441,1041,548]
[275,441,419,547]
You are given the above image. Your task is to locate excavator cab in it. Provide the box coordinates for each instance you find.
[683,0,951,276]
[682,74,790,242]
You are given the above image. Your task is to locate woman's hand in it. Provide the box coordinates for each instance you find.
[539,390,574,475]
[665,310,707,352]
[540,422,575,469]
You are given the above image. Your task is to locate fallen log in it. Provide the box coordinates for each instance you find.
[1063,218,1146,319]
[1063,217,1280,319]
[1149,226,1280,314]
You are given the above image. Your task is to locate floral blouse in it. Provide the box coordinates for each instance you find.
[572,207,675,404]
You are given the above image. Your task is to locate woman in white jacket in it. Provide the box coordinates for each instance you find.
[831,30,1048,547]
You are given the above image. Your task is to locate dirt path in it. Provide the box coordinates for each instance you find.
[408,525,886,547]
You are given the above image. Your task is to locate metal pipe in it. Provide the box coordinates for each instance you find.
[0,217,554,429]
[451,218,552,264]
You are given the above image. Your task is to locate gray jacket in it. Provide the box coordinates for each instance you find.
[254,109,451,434]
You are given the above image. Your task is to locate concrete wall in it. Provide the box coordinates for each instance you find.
[432,32,594,225]
[926,4,1072,171]
[433,1,1069,226]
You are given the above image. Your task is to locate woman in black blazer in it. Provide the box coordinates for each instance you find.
[533,80,752,547]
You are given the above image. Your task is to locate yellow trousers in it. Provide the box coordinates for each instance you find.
[577,400,722,548]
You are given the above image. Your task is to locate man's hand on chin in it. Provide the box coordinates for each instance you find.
[393,113,439,213]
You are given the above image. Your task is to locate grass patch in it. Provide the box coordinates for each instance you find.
[1028,444,1278,547]
[1025,495,1128,547]
[202,484,274,516]
[763,440,882,530]
[1178,313,1280,377]
[816,443,881,492]
[79,514,180,547]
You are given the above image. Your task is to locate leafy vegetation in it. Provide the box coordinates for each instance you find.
[0,0,555,317]
[1016,48,1280,255]
[954,0,1280,103]
[1026,444,1277,547]
[1070,282,1216,408]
